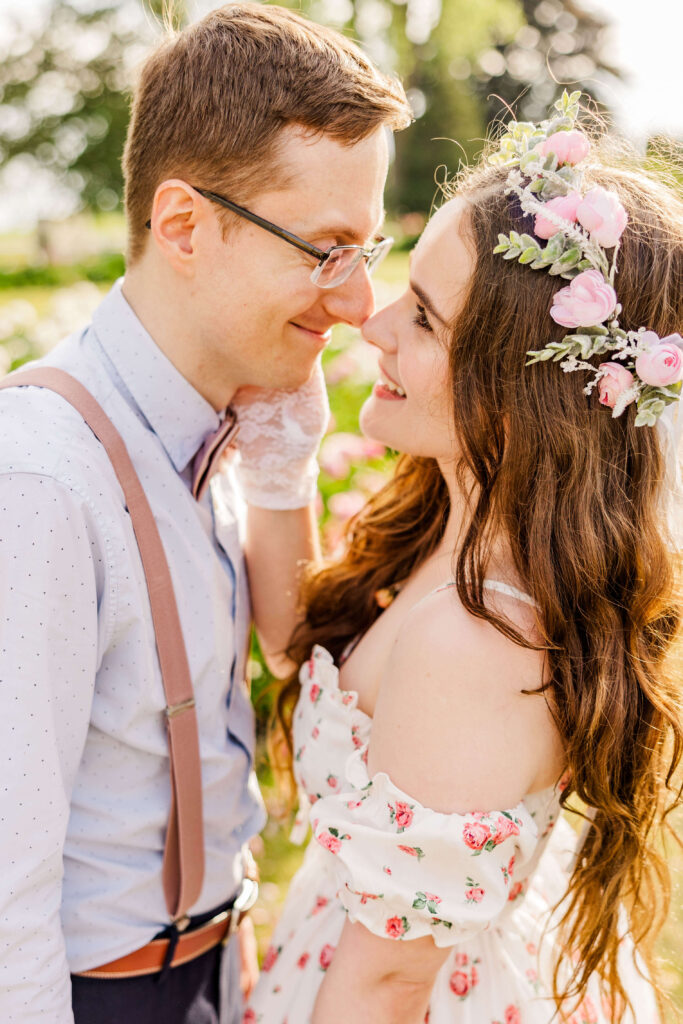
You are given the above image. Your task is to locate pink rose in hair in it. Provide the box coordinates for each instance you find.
[534,130,590,165]
[533,191,582,239]
[635,333,683,387]
[550,269,617,328]
[597,363,636,410]
[576,186,628,248]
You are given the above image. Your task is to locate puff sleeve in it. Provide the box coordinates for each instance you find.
[311,747,541,948]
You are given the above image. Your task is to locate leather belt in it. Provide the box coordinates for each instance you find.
[76,876,259,980]
[75,908,240,980]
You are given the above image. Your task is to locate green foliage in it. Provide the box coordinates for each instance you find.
[0,251,124,289]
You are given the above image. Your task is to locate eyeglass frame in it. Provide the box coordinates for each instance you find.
[144,185,393,289]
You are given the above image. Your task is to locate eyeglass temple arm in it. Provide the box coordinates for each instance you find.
[192,187,330,263]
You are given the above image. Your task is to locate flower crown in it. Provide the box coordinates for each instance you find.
[489,90,683,427]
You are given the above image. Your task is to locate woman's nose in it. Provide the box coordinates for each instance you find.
[360,303,398,352]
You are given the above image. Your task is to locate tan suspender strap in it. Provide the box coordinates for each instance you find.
[0,367,204,919]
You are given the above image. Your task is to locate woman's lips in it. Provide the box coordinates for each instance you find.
[373,381,406,401]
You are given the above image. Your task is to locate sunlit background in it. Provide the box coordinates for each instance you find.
[0,0,682,1017]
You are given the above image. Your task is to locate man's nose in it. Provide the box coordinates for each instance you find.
[323,261,375,328]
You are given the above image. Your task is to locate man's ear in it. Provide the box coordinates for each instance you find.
[148,179,204,273]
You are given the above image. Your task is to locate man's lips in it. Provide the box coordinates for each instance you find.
[291,321,333,340]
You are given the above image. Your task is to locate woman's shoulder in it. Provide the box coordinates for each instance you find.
[367,584,565,814]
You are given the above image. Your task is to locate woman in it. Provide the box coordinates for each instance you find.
[245,97,682,1023]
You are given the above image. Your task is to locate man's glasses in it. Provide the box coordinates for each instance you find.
[146,186,393,289]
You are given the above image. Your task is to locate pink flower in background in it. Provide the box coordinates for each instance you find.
[319,432,385,478]
[597,363,636,410]
[550,270,617,328]
[242,1010,256,1023]
[504,1005,522,1024]
[533,191,582,239]
[455,953,469,966]
[465,886,485,903]
[534,130,590,165]
[576,186,628,248]
[297,953,310,969]
[635,333,683,386]
[327,490,366,521]
[309,683,321,703]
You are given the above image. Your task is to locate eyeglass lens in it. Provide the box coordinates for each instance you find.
[312,239,393,289]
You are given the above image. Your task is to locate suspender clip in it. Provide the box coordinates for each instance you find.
[165,698,196,719]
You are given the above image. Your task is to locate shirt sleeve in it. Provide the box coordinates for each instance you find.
[0,473,100,1023]
[311,747,540,947]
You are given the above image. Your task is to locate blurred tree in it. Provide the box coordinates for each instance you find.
[0,0,617,227]
[475,0,621,125]
[300,0,618,213]
[0,0,166,219]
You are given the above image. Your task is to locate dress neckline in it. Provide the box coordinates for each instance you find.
[436,578,538,608]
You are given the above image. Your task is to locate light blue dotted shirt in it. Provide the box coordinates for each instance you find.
[0,280,266,1022]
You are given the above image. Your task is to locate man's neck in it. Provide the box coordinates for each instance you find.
[121,269,236,412]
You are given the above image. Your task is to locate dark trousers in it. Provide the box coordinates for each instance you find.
[71,900,239,1024]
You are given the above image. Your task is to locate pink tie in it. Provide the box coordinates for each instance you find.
[191,411,239,502]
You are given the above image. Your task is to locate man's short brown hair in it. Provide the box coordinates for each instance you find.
[123,2,411,263]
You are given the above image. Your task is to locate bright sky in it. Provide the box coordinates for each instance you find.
[0,0,681,230]
[582,0,683,140]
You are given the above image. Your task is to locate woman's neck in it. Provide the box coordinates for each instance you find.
[433,456,516,585]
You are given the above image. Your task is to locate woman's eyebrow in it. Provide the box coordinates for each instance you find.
[410,280,448,326]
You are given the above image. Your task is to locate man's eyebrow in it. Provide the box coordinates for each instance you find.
[304,210,386,245]
[410,280,448,326]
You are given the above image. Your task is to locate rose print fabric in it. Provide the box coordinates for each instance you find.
[245,646,659,1023]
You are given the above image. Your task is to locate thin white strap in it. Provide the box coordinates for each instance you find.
[434,579,537,608]
[482,579,537,607]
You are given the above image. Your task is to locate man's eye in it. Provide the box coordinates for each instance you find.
[412,303,433,332]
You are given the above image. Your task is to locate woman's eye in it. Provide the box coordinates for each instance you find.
[412,303,433,332]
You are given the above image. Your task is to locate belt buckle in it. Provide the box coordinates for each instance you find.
[223,876,259,944]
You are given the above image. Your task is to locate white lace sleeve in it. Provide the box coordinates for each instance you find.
[231,361,329,510]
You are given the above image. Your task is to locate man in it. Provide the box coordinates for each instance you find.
[0,5,410,1022]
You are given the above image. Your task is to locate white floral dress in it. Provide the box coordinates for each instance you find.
[246,599,659,1024]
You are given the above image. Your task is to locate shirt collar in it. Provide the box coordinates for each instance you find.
[91,279,223,474]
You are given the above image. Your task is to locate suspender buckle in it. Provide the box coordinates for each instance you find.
[165,698,196,719]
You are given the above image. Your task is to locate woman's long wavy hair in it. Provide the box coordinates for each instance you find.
[274,145,683,1019]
